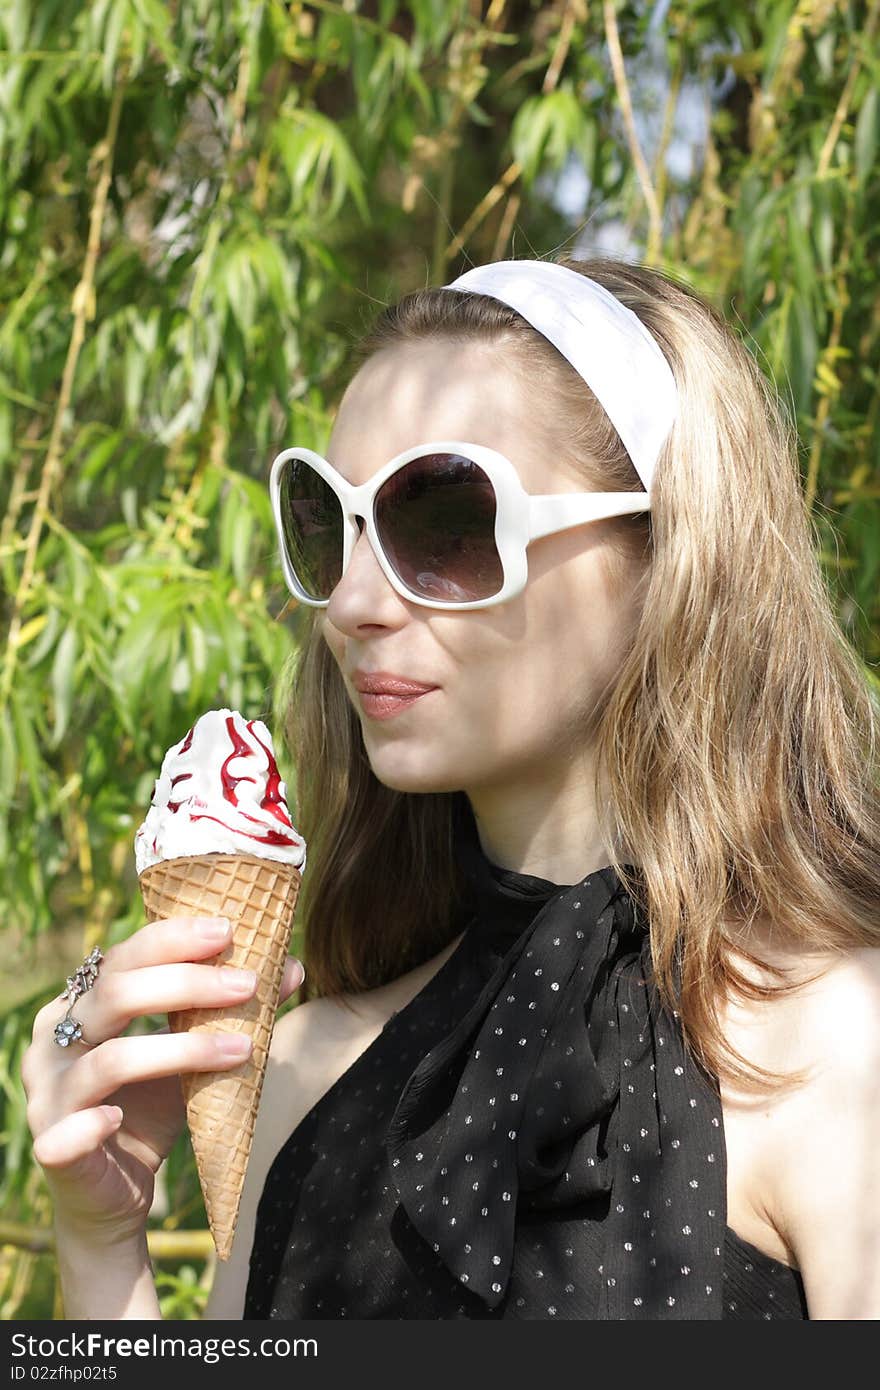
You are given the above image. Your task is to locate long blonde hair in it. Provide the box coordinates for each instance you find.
[279,255,880,1090]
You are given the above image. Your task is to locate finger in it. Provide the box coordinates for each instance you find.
[105,915,236,972]
[279,957,306,1004]
[74,961,259,1047]
[32,920,237,1039]
[33,1105,123,1171]
[61,1030,253,1114]
[31,958,257,1054]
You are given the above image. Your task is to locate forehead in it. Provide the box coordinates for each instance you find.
[327,339,573,490]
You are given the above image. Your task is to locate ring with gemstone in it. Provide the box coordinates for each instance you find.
[53,945,103,1048]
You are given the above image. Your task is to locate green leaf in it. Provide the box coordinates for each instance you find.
[231,506,255,588]
[10,688,47,816]
[50,623,77,748]
[811,178,835,277]
[854,85,878,188]
[101,0,128,93]
[790,294,819,412]
[510,87,591,185]
[24,605,61,669]
[0,705,17,809]
[273,107,369,221]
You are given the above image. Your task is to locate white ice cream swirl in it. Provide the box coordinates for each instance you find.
[134,708,307,875]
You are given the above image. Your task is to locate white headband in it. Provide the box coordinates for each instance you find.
[439,259,678,494]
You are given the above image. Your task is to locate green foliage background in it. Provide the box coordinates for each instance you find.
[1,0,878,1317]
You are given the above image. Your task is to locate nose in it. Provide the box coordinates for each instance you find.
[325,513,410,632]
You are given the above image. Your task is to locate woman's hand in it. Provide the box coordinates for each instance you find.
[21,916,305,1247]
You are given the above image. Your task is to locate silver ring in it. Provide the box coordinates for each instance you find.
[54,945,103,1047]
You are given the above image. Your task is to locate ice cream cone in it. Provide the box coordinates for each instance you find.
[139,851,302,1261]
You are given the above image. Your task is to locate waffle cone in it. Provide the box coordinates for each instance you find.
[139,852,302,1261]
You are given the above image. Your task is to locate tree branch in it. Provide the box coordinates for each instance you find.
[1,72,127,708]
[603,0,663,263]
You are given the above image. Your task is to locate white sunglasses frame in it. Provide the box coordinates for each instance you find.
[268,440,652,612]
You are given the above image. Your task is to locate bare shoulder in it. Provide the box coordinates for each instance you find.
[733,944,880,1318]
[721,941,880,1081]
[789,944,880,1071]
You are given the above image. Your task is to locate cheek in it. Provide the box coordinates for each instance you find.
[525,554,632,701]
[321,618,344,666]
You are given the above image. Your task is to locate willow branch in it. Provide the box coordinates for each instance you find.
[0,1220,213,1260]
[445,160,522,261]
[427,2,511,280]
[0,421,43,561]
[444,0,584,263]
[652,50,683,234]
[490,190,522,261]
[542,0,580,95]
[804,215,854,514]
[817,0,880,178]
[188,43,252,320]
[0,73,127,708]
[602,0,663,263]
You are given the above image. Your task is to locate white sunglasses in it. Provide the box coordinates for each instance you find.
[269,440,651,612]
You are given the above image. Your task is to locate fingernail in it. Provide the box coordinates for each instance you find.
[225,969,257,993]
[197,918,231,940]
[216,1032,251,1058]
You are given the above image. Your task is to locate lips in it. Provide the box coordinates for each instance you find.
[352,669,438,696]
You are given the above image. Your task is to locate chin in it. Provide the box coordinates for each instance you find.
[367,756,463,797]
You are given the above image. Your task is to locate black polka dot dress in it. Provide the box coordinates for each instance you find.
[244,797,808,1320]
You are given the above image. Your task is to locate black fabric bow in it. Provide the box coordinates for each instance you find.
[385,799,727,1319]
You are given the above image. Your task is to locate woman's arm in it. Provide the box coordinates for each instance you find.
[23,923,306,1322]
[54,1224,161,1320]
[46,987,319,1322]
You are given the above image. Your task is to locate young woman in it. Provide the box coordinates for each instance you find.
[23,256,880,1320]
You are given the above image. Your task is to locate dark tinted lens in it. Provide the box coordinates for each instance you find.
[278,458,343,600]
[374,453,503,602]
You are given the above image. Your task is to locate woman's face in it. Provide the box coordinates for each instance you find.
[320,338,645,810]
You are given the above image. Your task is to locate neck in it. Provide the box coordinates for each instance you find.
[465,755,636,884]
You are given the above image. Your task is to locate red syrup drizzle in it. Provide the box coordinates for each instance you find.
[186,809,299,847]
[219,716,258,805]
[188,714,302,850]
[148,724,197,851]
[247,720,296,829]
[167,772,192,814]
